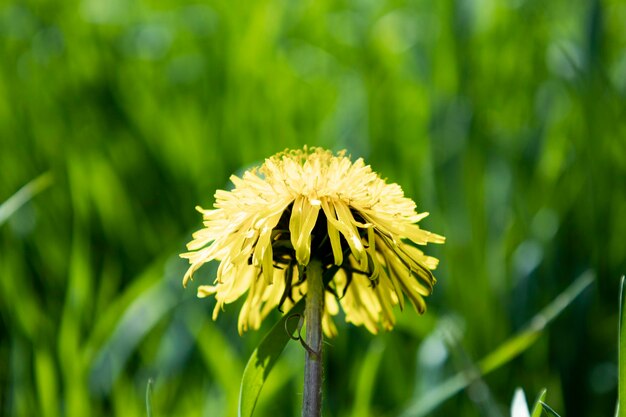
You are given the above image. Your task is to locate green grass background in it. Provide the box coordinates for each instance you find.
[1,0,625,416]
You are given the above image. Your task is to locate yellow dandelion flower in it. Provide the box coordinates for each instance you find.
[181,146,445,335]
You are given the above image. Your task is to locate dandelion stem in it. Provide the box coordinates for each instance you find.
[302,259,323,417]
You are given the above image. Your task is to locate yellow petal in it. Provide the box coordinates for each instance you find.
[294,198,321,265]
[334,200,368,271]
[289,195,304,251]
[321,199,365,266]
[197,285,217,298]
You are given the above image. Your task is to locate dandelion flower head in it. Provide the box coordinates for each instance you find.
[181,146,445,335]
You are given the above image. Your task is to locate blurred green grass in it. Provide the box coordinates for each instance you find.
[1,0,625,416]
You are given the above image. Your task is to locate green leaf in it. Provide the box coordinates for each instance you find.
[530,389,547,417]
[0,171,53,227]
[239,299,305,417]
[618,275,626,417]
[399,272,594,417]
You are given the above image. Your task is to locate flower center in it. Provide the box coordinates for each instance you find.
[267,201,375,310]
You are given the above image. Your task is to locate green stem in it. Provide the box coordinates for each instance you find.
[302,259,323,417]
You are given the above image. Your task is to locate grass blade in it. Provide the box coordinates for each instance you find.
[350,340,385,417]
[480,271,594,375]
[194,318,243,417]
[540,401,562,417]
[239,299,305,417]
[0,172,53,226]
[530,389,547,417]
[146,378,154,417]
[618,276,626,417]
[400,272,594,417]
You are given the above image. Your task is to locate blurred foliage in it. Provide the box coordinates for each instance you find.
[1,0,625,416]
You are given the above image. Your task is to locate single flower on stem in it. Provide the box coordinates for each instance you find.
[181,146,445,417]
